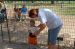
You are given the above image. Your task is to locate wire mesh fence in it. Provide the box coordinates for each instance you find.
[0,1,75,49]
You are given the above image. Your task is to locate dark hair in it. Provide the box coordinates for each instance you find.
[29,9,38,18]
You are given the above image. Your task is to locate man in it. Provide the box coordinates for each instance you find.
[14,3,21,21]
[28,8,63,49]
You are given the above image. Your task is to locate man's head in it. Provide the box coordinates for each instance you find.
[29,9,38,18]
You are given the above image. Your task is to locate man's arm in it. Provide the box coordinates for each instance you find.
[38,23,46,32]
[34,23,46,35]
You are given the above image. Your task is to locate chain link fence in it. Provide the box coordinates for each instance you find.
[0,1,75,49]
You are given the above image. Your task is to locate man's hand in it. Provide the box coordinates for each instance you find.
[38,23,46,32]
[33,23,46,36]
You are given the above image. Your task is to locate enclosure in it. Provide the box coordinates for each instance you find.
[0,0,75,49]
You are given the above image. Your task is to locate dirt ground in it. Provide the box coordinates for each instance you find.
[0,5,75,49]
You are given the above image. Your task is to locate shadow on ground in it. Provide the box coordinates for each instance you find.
[0,41,42,49]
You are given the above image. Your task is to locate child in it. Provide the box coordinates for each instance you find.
[14,3,21,21]
[28,19,39,49]
[21,2,27,21]
[0,2,5,23]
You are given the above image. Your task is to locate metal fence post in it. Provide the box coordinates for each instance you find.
[61,1,64,9]
[6,19,11,43]
[73,41,75,49]
[0,23,4,42]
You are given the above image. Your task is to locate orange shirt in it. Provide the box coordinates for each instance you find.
[28,33,37,45]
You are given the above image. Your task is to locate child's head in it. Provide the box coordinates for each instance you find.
[22,2,26,7]
[30,19,35,26]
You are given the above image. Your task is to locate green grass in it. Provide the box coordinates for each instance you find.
[62,7,75,15]
[61,4,75,15]
[50,2,75,15]
[63,3,75,7]
[5,1,75,15]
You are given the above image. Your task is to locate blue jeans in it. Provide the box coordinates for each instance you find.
[48,25,62,44]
